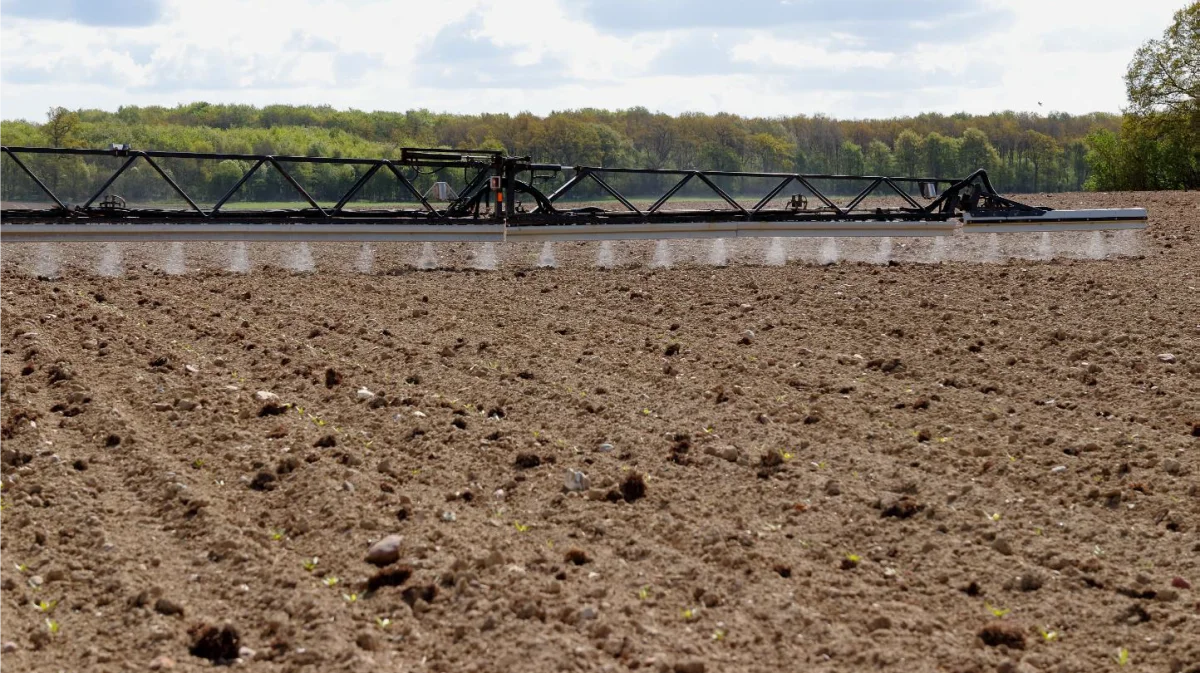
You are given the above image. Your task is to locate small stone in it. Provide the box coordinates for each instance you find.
[564,469,590,492]
[739,330,755,345]
[597,443,614,453]
[674,661,707,673]
[1156,588,1179,602]
[2,642,17,654]
[148,655,174,670]
[992,537,1014,556]
[867,615,892,631]
[238,646,256,660]
[356,632,380,651]
[154,597,185,616]
[579,605,599,620]
[1049,465,1067,474]
[1162,458,1182,476]
[185,365,199,374]
[356,387,375,400]
[1157,353,1176,363]
[1018,572,1044,592]
[175,399,197,411]
[1171,576,1191,590]
[441,511,457,522]
[254,390,279,402]
[703,445,739,462]
[366,534,403,566]
[824,479,842,496]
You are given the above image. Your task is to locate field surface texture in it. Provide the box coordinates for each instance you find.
[1,192,1197,673]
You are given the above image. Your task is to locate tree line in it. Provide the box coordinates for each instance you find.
[1,104,1122,205]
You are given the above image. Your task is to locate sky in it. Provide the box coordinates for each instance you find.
[0,0,1186,122]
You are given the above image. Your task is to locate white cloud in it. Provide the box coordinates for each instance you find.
[0,0,1186,122]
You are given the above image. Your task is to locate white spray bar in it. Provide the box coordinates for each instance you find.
[962,208,1147,233]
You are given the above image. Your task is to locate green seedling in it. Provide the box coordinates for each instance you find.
[985,602,1010,618]
[33,599,56,613]
[513,521,530,533]
[637,586,651,600]
[680,607,698,621]
[191,458,205,469]
[376,617,392,629]
[712,628,726,641]
[1038,627,1058,642]
[14,563,28,573]
[343,592,359,603]
[270,529,286,542]
[302,557,319,572]
[845,554,861,564]
[322,576,339,587]
[1115,647,1130,666]
[989,512,1002,522]
[45,618,59,634]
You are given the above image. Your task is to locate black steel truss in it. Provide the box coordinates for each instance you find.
[1,145,1045,226]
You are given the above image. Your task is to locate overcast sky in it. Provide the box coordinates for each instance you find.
[0,0,1185,122]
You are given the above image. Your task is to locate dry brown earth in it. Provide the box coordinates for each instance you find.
[1,192,1197,673]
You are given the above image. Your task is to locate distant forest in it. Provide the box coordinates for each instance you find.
[0,104,1124,205]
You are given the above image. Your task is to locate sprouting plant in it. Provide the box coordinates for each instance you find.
[270,529,286,542]
[375,617,392,629]
[545,539,554,549]
[642,408,651,415]
[302,557,319,572]
[33,599,56,613]
[343,592,359,603]
[985,602,1010,618]
[1034,526,1044,536]
[1093,545,1105,557]
[711,628,726,641]
[845,553,861,564]
[1115,647,1130,666]
[779,450,794,461]
[14,562,28,573]
[45,618,59,634]
[513,521,530,533]
[1038,627,1058,642]
[637,586,651,600]
[680,607,697,620]
[322,576,339,587]
[191,458,205,469]
[989,512,1002,522]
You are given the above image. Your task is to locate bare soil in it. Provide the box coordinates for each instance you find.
[1,191,1198,673]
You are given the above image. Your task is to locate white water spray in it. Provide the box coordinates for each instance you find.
[34,243,60,278]
[473,243,497,270]
[1086,231,1105,259]
[596,240,615,268]
[930,236,947,263]
[650,240,672,268]
[229,242,251,273]
[355,243,375,274]
[165,242,186,275]
[97,243,123,277]
[537,242,557,268]
[818,237,839,265]
[873,237,893,265]
[984,233,1001,263]
[708,238,728,266]
[287,242,315,272]
[416,242,438,270]
[1037,232,1053,260]
[765,237,786,266]
[1113,229,1140,257]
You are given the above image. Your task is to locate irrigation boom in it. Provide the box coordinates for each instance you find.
[0,145,1147,243]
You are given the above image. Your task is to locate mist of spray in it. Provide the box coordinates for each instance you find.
[416,242,438,270]
[984,233,1001,263]
[930,236,947,263]
[873,237,893,265]
[34,243,60,278]
[473,243,497,270]
[818,237,839,265]
[708,238,728,266]
[97,243,123,277]
[537,242,557,268]
[1038,232,1053,260]
[287,242,315,272]
[355,243,375,274]
[1086,231,1105,259]
[229,242,251,273]
[650,240,672,268]
[596,240,615,268]
[164,242,186,275]
[765,237,786,266]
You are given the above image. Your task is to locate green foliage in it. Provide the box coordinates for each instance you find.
[0,103,1129,200]
[1090,3,1198,190]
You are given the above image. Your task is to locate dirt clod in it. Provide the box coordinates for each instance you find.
[188,623,240,663]
[978,621,1025,649]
